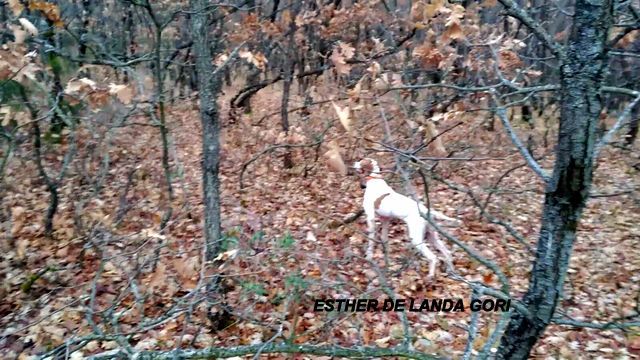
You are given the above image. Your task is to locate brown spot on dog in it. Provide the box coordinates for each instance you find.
[374,193,390,210]
[359,158,373,174]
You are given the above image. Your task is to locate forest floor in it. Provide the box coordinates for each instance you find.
[1,79,640,359]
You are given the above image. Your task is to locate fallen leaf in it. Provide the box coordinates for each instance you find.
[305,231,317,242]
[375,336,391,348]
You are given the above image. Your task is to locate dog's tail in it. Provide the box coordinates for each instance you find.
[418,203,461,227]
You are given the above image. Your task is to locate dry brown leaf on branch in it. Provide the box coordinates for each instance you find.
[324,140,347,175]
[367,61,381,78]
[8,0,23,16]
[339,42,355,59]
[373,73,404,91]
[523,69,543,77]
[424,0,446,18]
[451,4,466,19]
[330,50,350,75]
[424,120,447,154]
[214,54,229,66]
[442,19,464,42]
[411,2,425,22]
[280,9,292,27]
[332,101,351,133]
[347,80,362,102]
[423,4,439,18]
[65,78,96,94]
[373,76,388,91]
[0,107,11,127]
[414,45,444,69]
[29,1,63,27]
[498,50,522,71]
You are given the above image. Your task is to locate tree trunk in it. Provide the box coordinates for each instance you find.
[32,122,58,238]
[279,2,297,169]
[625,106,639,146]
[189,0,222,261]
[496,0,613,358]
[78,0,91,60]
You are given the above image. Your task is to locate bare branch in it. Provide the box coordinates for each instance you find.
[496,0,563,57]
[90,343,443,360]
[211,41,247,77]
[552,317,640,330]
[490,90,551,182]
[594,94,640,158]
[602,86,640,97]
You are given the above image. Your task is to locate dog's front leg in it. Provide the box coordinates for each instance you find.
[366,216,376,260]
[380,218,390,266]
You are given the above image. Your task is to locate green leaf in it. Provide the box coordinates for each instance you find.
[285,273,309,292]
[45,53,72,78]
[277,232,295,249]
[220,228,240,252]
[251,230,264,246]
[0,80,26,106]
[240,281,267,296]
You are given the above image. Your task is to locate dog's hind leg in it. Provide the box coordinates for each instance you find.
[426,229,454,272]
[407,219,438,279]
[366,217,376,260]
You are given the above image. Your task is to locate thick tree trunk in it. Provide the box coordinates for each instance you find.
[189,0,222,261]
[496,0,613,358]
[151,26,174,233]
[32,122,58,238]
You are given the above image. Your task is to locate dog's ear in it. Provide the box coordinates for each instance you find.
[359,158,373,174]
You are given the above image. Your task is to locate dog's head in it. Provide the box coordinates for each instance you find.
[353,158,381,189]
[353,158,380,174]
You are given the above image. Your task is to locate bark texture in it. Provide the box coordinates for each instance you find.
[497,0,613,358]
[189,0,222,261]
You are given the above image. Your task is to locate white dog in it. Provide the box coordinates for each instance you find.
[354,158,457,279]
